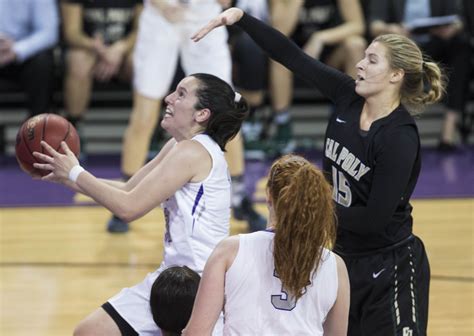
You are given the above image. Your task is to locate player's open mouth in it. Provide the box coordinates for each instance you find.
[164,107,173,117]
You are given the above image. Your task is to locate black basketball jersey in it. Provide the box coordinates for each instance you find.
[292,0,343,44]
[237,13,421,253]
[66,0,140,44]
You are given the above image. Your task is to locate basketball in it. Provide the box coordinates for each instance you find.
[15,114,81,176]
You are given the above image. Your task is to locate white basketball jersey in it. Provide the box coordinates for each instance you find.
[161,134,231,274]
[223,231,338,336]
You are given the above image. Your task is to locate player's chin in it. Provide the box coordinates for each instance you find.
[354,85,369,98]
[160,118,173,131]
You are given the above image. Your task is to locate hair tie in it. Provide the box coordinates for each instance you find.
[234,92,241,103]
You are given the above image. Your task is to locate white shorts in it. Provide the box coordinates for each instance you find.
[107,265,223,335]
[133,6,232,99]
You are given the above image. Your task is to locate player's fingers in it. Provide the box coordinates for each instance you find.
[33,151,54,162]
[61,141,74,156]
[33,162,54,171]
[41,141,60,157]
[191,19,221,41]
[41,172,56,181]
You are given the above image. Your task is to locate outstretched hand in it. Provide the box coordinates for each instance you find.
[191,7,244,42]
[33,141,80,183]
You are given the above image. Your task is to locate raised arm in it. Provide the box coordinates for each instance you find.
[192,8,354,102]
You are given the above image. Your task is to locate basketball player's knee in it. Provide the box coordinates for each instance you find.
[343,36,366,57]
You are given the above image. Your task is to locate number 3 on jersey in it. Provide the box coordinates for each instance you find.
[271,270,297,311]
[331,166,352,207]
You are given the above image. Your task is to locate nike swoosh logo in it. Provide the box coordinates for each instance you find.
[336,117,346,123]
[372,268,386,279]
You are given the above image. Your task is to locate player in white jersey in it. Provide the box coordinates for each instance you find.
[33,73,248,335]
[184,155,350,336]
[108,0,266,234]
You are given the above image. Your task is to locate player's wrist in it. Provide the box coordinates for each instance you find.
[69,165,85,183]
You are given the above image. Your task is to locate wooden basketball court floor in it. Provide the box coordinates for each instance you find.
[1,197,472,335]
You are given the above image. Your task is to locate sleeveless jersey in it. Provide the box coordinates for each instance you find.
[223,231,338,335]
[162,134,231,273]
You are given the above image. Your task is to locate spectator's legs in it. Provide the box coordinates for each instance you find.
[440,35,471,148]
[64,49,97,123]
[422,34,471,150]
[241,90,264,107]
[226,133,244,179]
[270,60,293,113]
[106,93,161,233]
[240,90,265,143]
[440,110,458,147]
[325,36,366,79]
[232,31,267,144]
[269,61,294,153]
[108,6,180,233]
[121,92,161,176]
[117,51,134,83]
[225,132,266,232]
[18,49,55,117]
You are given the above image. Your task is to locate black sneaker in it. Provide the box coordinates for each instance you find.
[273,120,296,155]
[233,197,267,232]
[106,215,129,233]
[437,141,458,153]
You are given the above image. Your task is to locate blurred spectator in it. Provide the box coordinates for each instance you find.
[369,0,471,151]
[460,0,474,142]
[269,0,366,154]
[0,0,59,117]
[464,0,474,37]
[61,0,142,133]
[230,0,269,148]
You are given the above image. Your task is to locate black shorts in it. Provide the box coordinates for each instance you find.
[339,235,430,336]
[102,302,138,336]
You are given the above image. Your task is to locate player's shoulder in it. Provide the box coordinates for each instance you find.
[217,235,240,252]
[170,139,210,161]
[213,235,240,268]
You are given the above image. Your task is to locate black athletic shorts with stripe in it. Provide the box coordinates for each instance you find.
[337,235,430,336]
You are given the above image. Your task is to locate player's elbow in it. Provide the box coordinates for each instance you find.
[118,208,140,223]
[114,203,140,223]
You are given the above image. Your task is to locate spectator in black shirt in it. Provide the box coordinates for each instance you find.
[61,0,142,132]
[192,7,446,336]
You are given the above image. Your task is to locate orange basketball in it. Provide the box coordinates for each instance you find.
[15,114,81,176]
